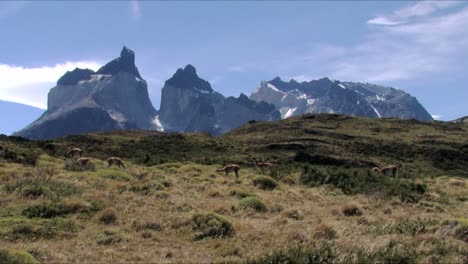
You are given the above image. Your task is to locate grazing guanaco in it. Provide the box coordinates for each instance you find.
[215,164,240,178]
[372,165,400,177]
[252,158,273,170]
[76,157,92,167]
[107,157,125,169]
[65,148,83,160]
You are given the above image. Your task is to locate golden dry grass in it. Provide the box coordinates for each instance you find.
[0,155,467,263]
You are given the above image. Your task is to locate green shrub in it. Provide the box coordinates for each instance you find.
[64,160,95,171]
[191,212,233,240]
[300,166,426,202]
[0,249,39,264]
[253,176,278,190]
[229,189,257,199]
[4,178,79,198]
[94,170,132,181]
[239,197,267,212]
[22,200,98,218]
[19,185,56,199]
[246,243,336,264]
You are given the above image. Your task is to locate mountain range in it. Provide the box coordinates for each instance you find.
[14,47,437,139]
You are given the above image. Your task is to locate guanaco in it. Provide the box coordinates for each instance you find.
[107,157,125,169]
[65,148,83,160]
[372,165,400,177]
[76,157,92,167]
[215,164,240,178]
[253,158,273,170]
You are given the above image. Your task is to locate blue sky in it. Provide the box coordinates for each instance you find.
[0,1,467,121]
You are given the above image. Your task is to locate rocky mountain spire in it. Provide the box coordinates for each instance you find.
[96,46,143,79]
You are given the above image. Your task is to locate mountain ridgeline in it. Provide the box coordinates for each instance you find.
[15,47,435,139]
[250,77,433,121]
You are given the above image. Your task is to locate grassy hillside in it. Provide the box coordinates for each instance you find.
[0,114,466,263]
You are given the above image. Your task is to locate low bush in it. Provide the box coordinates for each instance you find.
[22,200,98,218]
[191,212,233,240]
[98,208,118,224]
[246,243,336,264]
[300,166,426,202]
[0,249,39,264]
[252,176,278,190]
[96,229,123,245]
[4,178,79,198]
[282,209,304,220]
[239,197,267,212]
[229,189,257,199]
[19,185,56,199]
[314,224,337,240]
[341,203,363,216]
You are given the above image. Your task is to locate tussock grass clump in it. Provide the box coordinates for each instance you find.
[64,160,95,171]
[98,208,118,224]
[19,185,56,199]
[22,200,98,219]
[229,189,257,199]
[0,249,39,264]
[133,219,162,231]
[96,229,123,245]
[438,218,468,243]
[282,209,304,220]
[191,212,233,240]
[246,243,336,264]
[252,176,278,190]
[371,218,435,236]
[313,224,337,240]
[239,197,267,212]
[4,178,79,198]
[94,170,132,181]
[341,203,363,216]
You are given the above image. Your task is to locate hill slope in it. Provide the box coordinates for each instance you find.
[0,114,466,263]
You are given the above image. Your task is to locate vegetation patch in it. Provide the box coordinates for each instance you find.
[341,203,363,216]
[22,200,99,219]
[314,224,337,240]
[300,166,426,202]
[98,208,118,224]
[0,248,39,264]
[4,178,79,198]
[96,229,124,245]
[229,189,257,199]
[437,218,468,243]
[239,197,267,212]
[252,176,279,190]
[191,212,233,240]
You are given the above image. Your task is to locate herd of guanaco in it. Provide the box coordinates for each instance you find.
[64,147,125,169]
[3,144,401,178]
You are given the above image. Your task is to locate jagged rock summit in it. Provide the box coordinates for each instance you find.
[159,65,280,135]
[250,77,433,121]
[15,47,159,140]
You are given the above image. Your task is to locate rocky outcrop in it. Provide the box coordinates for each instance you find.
[15,47,159,140]
[250,77,433,121]
[159,65,280,135]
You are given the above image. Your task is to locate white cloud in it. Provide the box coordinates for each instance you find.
[368,1,461,26]
[431,114,442,120]
[0,62,101,109]
[271,3,468,84]
[129,0,142,21]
